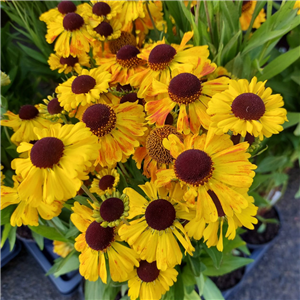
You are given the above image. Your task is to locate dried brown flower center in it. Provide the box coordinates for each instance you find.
[145,199,176,230]
[71,75,96,94]
[47,98,63,115]
[174,149,213,186]
[60,55,79,67]
[168,73,201,105]
[63,13,84,31]
[148,44,177,71]
[99,175,115,191]
[242,1,252,12]
[146,126,182,164]
[137,260,160,282]
[100,197,124,222]
[85,221,114,251]
[109,31,136,54]
[19,105,39,120]
[92,2,111,17]
[231,93,265,120]
[82,104,116,137]
[58,1,76,14]
[30,137,64,168]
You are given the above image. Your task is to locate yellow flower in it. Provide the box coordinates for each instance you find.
[90,167,120,196]
[130,31,210,98]
[79,101,146,167]
[1,71,11,86]
[95,45,147,86]
[128,260,178,300]
[56,68,111,112]
[239,1,266,31]
[53,240,73,258]
[156,129,257,224]
[118,0,145,29]
[71,201,139,283]
[119,182,195,271]
[0,106,53,145]
[48,51,90,74]
[37,95,65,122]
[1,175,63,227]
[11,123,100,204]
[207,77,288,140]
[133,125,183,181]
[108,31,137,54]
[294,1,300,15]
[145,64,230,134]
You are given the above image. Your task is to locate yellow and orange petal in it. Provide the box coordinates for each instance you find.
[239,1,266,31]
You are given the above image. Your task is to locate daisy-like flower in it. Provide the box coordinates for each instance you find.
[90,167,120,196]
[71,201,139,282]
[53,240,73,258]
[56,68,111,112]
[1,105,53,145]
[119,182,195,271]
[48,51,90,74]
[207,77,288,140]
[43,5,94,57]
[37,95,65,122]
[1,175,63,227]
[156,129,257,224]
[95,45,146,85]
[133,125,183,181]
[118,0,145,29]
[80,102,146,167]
[92,190,130,227]
[130,31,210,98]
[1,71,11,86]
[184,188,258,251]
[239,1,266,31]
[39,1,78,24]
[11,123,100,204]
[128,260,178,300]
[145,63,230,135]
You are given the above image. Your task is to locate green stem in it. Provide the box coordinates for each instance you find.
[204,0,214,44]
[195,1,200,27]
[4,127,14,146]
[146,1,160,40]
[81,184,99,204]
[60,114,69,124]
[47,220,65,237]
[118,162,131,179]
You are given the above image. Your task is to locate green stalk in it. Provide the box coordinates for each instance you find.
[118,162,131,179]
[146,1,160,40]
[81,184,99,204]
[204,1,214,44]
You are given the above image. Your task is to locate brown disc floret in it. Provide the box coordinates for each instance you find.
[137,260,160,282]
[116,45,141,68]
[100,197,124,222]
[60,55,79,67]
[63,13,84,31]
[47,98,64,115]
[19,105,39,120]
[71,75,96,94]
[148,44,176,71]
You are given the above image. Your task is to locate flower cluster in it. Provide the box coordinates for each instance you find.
[1,1,289,300]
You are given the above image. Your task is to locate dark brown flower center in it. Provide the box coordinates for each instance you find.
[116,83,132,93]
[231,133,255,145]
[100,197,124,222]
[116,45,141,68]
[165,113,174,125]
[71,75,96,94]
[63,12,84,31]
[137,260,160,282]
[145,199,176,230]
[94,21,113,37]
[58,1,76,14]
[109,31,136,54]
[175,149,213,186]
[47,98,63,115]
[85,221,114,251]
[207,190,225,217]
[60,55,79,67]
[148,44,176,71]
[82,104,116,137]
[168,73,201,104]
[92,2,111,16]
[120,93,144,106]
[99,175,115,191]
[242,1,252,12]
[231,93,265,120]
[146,126,182,164]
[30,137,64,168]
[19,105,39,120]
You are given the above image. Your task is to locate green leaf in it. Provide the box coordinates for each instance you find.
[182,263,197,287]
[195,273,205,297]
[31,231,44,250]
[283,112,300,129]
[1,223,12,248]
[184,289,201,300]
[250,192,270,207]
[257,46,300,81]
[65,226,80,239]
[8,226,17,251]
[256,156,288,173]
[174,270,185,300]
[29,225,69,243]
[202,276,224,300]
[202,255,253,277]
[17,42,47,64]
[203,245,223,269]
[1,205,17,225]
[54,252,79,277]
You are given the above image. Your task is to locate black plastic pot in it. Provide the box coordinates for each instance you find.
[19,237,82,295]
[0,226,22,268]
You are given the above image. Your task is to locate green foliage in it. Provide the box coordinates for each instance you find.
[29,224,70,243]
[202,276,225,300]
